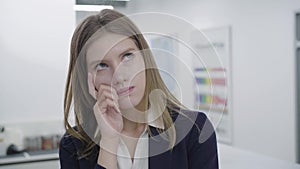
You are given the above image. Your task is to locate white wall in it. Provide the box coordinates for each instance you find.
[0,0,74,123]
[117,0,299,162]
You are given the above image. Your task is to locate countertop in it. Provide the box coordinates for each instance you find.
[219,144,300,169]
[0,149,58,166]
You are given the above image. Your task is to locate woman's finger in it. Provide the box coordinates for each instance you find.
[87,72,97,99]
[96,84,119,112]
[96,84,118,101]
[94,101,122,136]
[98,97,121,114]
[98,90,119,107]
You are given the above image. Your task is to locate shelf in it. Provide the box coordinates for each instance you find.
[0,150,58,166]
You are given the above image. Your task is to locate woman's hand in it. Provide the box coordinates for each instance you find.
[87,72,123,141]
[88,72,121,169]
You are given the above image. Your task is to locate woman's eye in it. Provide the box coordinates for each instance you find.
[96,63,108,71]
[122,52,134,61]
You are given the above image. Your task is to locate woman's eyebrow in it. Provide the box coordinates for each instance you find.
[118,47,136,58]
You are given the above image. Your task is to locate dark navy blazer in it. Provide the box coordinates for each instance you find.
[59,110,219,169]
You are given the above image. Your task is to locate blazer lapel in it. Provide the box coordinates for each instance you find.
[148,126,172,169]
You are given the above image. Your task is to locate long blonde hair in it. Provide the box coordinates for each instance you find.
[64,9,186,158]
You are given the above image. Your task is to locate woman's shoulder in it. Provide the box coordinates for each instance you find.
[171,109,216,143]
[171,109,219,168]
[59,127,85,155]
[59,127,100,167]
[171,109,212,129]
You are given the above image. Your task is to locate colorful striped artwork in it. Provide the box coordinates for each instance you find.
[195,77,226,86]
[194,67,228,110]
[195,94,227,105]
[194,68,226,72]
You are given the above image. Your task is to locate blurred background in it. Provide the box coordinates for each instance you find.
[0,0,300,168]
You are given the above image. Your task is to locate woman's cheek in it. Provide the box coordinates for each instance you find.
[94,73,109,89]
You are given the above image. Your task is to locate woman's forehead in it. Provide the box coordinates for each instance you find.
[86,33,139,62]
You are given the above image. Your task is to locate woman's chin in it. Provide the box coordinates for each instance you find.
[119,99,138,111]
[119,98,145,112]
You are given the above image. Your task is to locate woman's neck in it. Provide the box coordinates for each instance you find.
[120,104,147,136]
[122,117,145,136]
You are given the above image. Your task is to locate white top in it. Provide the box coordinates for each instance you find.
[117,129,148,169]
[117,110,164,169]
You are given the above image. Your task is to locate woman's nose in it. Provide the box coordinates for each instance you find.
[112,62,128,87]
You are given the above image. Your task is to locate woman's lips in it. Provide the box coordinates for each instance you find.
[117,86,134,96]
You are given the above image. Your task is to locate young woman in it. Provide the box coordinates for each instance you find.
[59,9,218,169]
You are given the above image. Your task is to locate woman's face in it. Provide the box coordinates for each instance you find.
[86,33,146,111]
